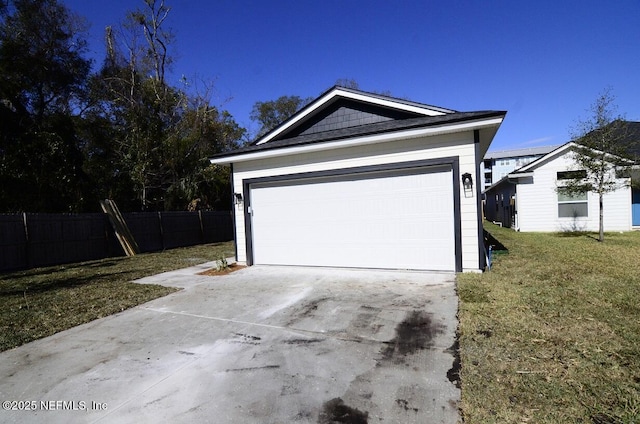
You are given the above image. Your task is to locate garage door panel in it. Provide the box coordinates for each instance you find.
[249,167,455,271]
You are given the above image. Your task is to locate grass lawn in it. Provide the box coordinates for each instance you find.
[458,222,640,423]
[0,241,234,352]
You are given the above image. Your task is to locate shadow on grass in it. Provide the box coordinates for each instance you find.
[0,258,126,281]
[484,229,508,252]
[554,231,591,238]
[554,231,605,242]
[0,270,135,297]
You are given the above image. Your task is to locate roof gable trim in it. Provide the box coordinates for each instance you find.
[509,141,636,176]
[256,87,454,146]
[509,142,574,174]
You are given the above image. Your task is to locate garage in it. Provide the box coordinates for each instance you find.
[247,165,457,271]
[210,86,506,272]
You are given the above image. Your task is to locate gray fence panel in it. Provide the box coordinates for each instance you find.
[0,210,233,272]
[123,213,164,252]
[161,211,203,249]
[0,214,28,271]
[202,211,233,243]
[25,214,111,268]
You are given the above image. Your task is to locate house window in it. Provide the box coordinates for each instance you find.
[558,192,588,217]
[557,171,588,217]
[557,170,587,180]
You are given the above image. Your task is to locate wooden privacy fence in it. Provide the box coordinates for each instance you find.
[0,211,233,272]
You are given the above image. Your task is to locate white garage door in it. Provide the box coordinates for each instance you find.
[248,166,456,271]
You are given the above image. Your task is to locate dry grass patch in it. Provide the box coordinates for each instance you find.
[0,242,234,352]
[458,223,640,423]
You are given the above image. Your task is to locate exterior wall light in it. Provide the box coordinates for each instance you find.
[234,193,243,204]
[462,173,473,190]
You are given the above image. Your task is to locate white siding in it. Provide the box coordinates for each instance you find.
[232,131,483,271]
[515,151,631,232]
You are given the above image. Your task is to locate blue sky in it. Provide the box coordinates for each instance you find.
[63,0,640,151]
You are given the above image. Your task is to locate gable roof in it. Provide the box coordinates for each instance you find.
[211,86,506,164]
[484,144,560,160]
[482,143,576,193]
[483,122,640,194]
[508,142,574,175]
[503,121,640,178]
[255,86,457,146]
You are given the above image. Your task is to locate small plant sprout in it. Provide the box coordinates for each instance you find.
[215,255,229,271]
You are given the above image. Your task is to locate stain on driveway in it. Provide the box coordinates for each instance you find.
[0,265,460,424]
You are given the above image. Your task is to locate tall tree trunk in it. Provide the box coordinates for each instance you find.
[599,193,604,242]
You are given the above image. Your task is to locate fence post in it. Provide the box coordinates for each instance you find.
[198,210,205,243]
[22,212,30,269]
[103,214,112,256]
[158,211,165,251]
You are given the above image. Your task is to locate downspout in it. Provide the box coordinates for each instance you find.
[230,163,238,262]
[513,187,520,231]
[474,130,486,270]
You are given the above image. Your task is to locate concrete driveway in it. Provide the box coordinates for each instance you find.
[0,263,460,424]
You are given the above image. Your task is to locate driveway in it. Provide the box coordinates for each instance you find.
[0,263,460,424]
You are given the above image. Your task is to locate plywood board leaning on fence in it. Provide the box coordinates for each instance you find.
[100,200,140,256]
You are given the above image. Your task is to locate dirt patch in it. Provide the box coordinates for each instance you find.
[197,263,245,276]
[283,338,324,345]
[286,297,330,326]
[381,310,445,363]
[231,333,262,345]
[446,339,461,389]
[318,398,368,424]
[395,398,419,413]
[299,297,327,316]
[341,305,384,339]
[234,333,261,341]
[225,365,279,373]
[476,329,493,338]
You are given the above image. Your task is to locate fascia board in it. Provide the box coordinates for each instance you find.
[256,88,449,146]
[335,90,449,116]
[211,117,504,165]
[482,175,512,194]
[508,172,534,178]
[514,142,574,173]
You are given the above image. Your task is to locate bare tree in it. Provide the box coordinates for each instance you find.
[558,88,634,241]
[88,1,244,211]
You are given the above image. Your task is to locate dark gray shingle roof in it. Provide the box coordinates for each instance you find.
[211,110,506,160]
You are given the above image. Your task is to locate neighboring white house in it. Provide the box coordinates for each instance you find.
[484,142,640,232]
[210,86,506,272]
[481,145,559,190]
